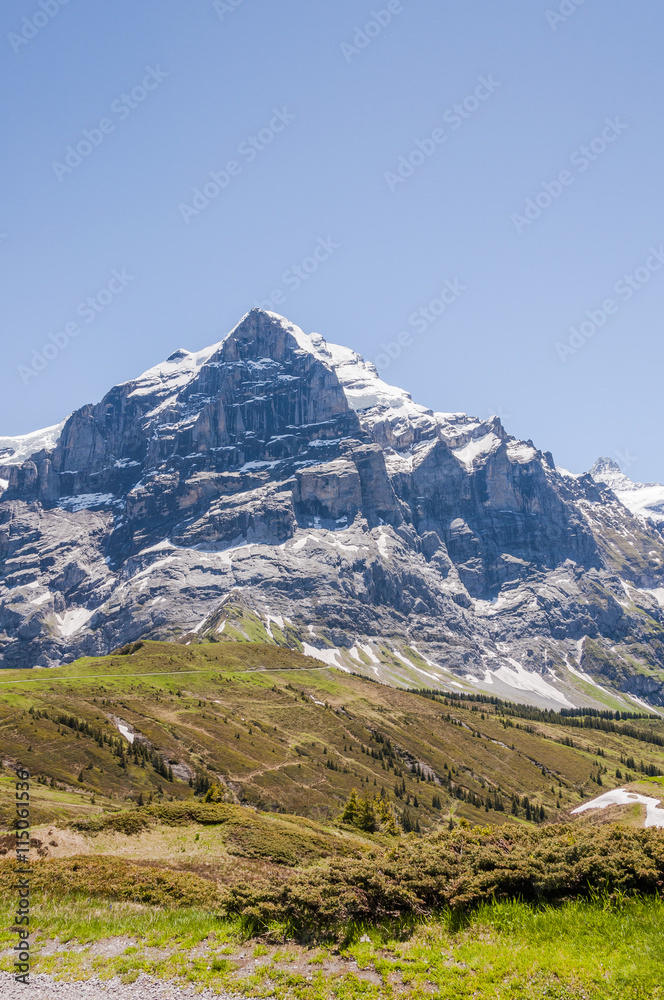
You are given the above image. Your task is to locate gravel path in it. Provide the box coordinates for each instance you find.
[0,971,250,999]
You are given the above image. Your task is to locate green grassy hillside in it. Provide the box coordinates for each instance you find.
[2,640,664,831]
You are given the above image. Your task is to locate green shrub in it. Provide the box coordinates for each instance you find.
[70,812,151,835]
[224,822,664,940]
[0,856,219,907]
[146,802,236,825]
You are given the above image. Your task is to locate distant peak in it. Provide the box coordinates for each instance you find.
[590,456,621,478]
[166,348,191,363]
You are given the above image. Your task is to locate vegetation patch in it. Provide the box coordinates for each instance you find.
[225,822,664,940]
[0,855,219,907]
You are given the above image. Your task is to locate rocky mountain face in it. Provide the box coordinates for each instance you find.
[1,309,664,710]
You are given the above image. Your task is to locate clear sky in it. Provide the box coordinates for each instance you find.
[1,0,663,481]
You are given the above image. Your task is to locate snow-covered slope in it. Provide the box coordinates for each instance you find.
[0,421,66,468]
[590,457,664,524]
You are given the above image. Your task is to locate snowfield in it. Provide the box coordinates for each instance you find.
[571,787,664,827]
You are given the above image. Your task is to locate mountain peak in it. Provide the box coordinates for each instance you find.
[590,457,622,478]
[220,308,315,363]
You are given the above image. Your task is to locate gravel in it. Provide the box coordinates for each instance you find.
[0,971,249,999]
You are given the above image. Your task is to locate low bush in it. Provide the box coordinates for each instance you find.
[0,856,219,907]
[146,802,236,825]
[224,822,664,939]
[70,812,151,835]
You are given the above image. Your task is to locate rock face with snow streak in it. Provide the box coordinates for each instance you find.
[1,309,664,710]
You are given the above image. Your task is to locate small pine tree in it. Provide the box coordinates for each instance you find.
[340,788,360,825]
[204,782,226,803]
[357,798,377,833]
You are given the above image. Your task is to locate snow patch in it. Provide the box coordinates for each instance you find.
[30,592,52,606]
[374,527,391,560]
[572,788,664,827]
[0,421,66,467]
[392,649,442,683]
[264,614,284,638]
[302,643,349,670]
[57,493,117,512]
[452,432,501,469]
[625,693,662,717]
[358,642,380,665]
[126,342,220,399]
[565,659,613,697]
[507,441,538,465]
[292,534,315,552]
[55,607,95,637]
[490,658,573,706]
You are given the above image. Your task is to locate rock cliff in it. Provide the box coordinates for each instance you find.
[1,309,663,710]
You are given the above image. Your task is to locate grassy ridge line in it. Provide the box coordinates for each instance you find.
[0,641,326,682]
[0,669,208,685]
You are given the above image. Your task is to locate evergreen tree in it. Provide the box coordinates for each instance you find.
[340,788,360,825]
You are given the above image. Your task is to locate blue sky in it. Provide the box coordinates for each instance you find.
[1,0,663,481]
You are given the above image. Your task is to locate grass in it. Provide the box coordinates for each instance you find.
[1,894,662,998]
[2,640,664,833]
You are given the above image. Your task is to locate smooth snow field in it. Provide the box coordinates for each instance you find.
[571,787,664,827]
